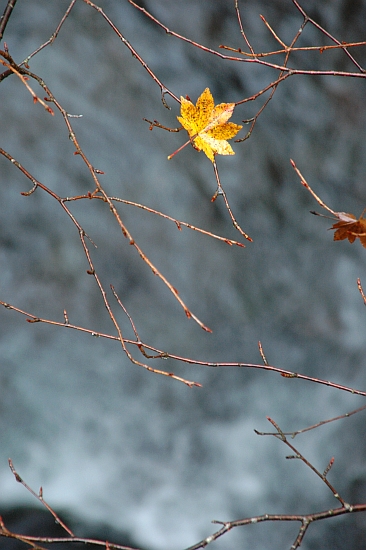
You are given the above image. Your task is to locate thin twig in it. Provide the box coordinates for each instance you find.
[258,341,268,365]
[0,0,17,40]
[220,41,366,58]
[234,0,256,56]
[212,160,252,241]
[22,0,77,65]
[266,417,348,506]
[143,118,182,132]
[256,403,366,438]
[357,278,366,306]
[82,0,179,105]
[291,159,337,215]
[8,459,74,537]
[0,56,54,114]
[292,0,365,72]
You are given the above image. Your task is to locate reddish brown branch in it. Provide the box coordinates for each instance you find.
[4,458,366,550]
[0,55,54,113]
[234,0,256,56]
[8,459,74,537]
[211,160,252,241]
[22,0,77,65]
[220,41,366,58]
[127,0,366,77]
[0,148,203,386]
[2,299,366,396]
[256,403,366,438]
[266,418,347,506]
[82,0,179,106]
[185,504,366,550]
[357,278,366,306]
[291,0,365,72]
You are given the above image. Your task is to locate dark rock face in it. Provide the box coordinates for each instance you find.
[1,2,366,549]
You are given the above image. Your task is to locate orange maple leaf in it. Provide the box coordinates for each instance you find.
[168,87,242,162]
[330,210,366,248]
[291,160,366,249]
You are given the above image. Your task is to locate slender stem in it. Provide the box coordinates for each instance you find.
[0,0,17,40]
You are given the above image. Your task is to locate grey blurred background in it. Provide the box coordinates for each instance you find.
[1,1,366,549]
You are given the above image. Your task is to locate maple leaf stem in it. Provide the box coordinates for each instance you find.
[310,211,337,220]
[167,138,191,160]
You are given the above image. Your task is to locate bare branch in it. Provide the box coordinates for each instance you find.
[0,0,17,40]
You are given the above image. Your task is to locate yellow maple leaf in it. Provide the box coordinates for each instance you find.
[168,87,242,162]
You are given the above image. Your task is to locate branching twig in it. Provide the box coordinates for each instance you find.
[256,403,366,438]
[291,0,365,72]
[2,299,366,396]
[82,0,179,106]
[22,0,77,65]
[265,417,346,506]
[0,54,54,114]
[4,456,366,550]
[8,459,74,537]
[0,149,204,386]
[2,464,141,550]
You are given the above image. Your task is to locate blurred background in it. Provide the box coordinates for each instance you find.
[1,1,366,548]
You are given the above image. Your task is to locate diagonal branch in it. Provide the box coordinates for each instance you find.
[0,0,17,40]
